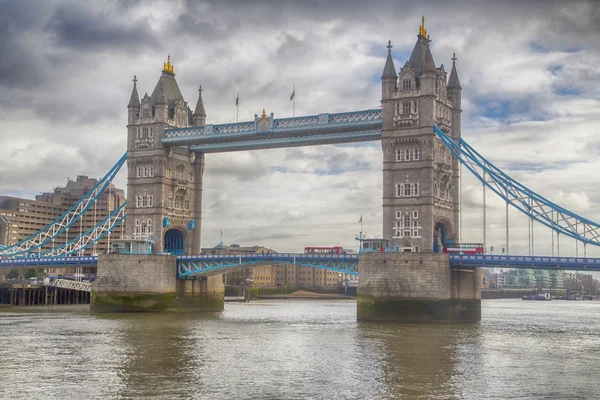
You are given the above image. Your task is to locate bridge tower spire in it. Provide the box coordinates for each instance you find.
[125,55,204,256]
[381,20,459,252]
[447,53,463,238]
[192,85,206,126]
[127,75,140,125]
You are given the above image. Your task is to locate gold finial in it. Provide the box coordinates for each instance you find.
[419,16,427,38]
[261,108,267,118]
[163,54,174,74]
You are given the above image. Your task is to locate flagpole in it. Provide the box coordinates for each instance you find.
[236,92,239,123]
[293,85,296,118]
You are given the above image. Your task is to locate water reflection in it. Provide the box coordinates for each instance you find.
[358,322,481,399]
[98,313,214,399]
[1,300,600,399]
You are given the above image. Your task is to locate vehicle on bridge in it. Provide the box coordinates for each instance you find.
[304,246,345,255]
[444,242,485,255]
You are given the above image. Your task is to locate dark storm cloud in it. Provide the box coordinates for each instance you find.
[0,1,51,89]
[45,2,157,52]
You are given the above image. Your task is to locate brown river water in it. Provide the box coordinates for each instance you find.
[0,299,599,399]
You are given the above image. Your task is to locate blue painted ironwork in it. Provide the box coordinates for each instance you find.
[177,253,359,278]
[450,254,600,272]
[0,256,99,269]
[189,130,382,153]
[164,229,185,256]
[5,252,600,274]
[0,153,127,257]
[38,202,127,257]
[434,125,600,247]
[162,109,382,148]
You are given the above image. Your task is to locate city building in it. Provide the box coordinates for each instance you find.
[202,244,276,286]
[202,243,345,288]
[0,176,125,256]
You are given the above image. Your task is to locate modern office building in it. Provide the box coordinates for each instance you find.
[0,175,125,256]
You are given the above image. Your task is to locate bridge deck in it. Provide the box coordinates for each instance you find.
[3,254,600,274]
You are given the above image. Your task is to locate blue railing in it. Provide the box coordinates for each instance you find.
[162,109,382,145]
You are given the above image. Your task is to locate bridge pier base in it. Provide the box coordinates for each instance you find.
[91,254,224,313]
[357,253,481,323]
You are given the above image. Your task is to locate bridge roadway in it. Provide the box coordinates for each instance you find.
[3,254,600,277]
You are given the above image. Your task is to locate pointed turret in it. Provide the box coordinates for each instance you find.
[192,85,206,126]
[127,76,140,125]
[128,75,140,109]
[381,41,397,101]
[381,40,397,81]
[447,53,461,89]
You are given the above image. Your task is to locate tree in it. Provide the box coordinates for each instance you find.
[7,269,19,280]
[25,269,37,279]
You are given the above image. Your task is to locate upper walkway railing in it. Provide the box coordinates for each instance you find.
[162,109,383,151]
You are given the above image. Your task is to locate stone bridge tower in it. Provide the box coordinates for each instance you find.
[125,56,206,255]
[381,17,462,253]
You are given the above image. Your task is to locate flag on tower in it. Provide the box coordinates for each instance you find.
[235,93,239,106]
[290,87,295,101]
[359,214,363,224]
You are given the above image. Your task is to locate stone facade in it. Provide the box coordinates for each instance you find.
[381,25,462,253]
[91,254,224,312]
[357,252,481,322]
[125,57,206,255]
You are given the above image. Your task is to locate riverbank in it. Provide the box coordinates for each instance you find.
[0,304,90,313]
[257,289,353,300]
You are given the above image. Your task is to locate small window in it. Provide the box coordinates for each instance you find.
[414,246,420,253]
[403,102,411,115]
[413,210,419,219]
[165,168,171,178]
[402,79,412,90]
[136,167,142,178]
[395,149,402,162]
[404,184,411,197]
[142,108,150,118]
[396,211,402,219]
[414,148,420,161]
[396,184,403,197]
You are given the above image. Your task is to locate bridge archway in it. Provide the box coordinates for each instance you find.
[163,228,186,255]
[433,219,452,253]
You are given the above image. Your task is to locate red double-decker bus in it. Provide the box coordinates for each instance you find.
[304,246,344,255]
[444,243,485,255]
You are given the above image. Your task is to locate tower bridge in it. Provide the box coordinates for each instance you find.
[2,18,599,321]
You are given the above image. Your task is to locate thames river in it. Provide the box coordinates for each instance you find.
[0,300,599,399]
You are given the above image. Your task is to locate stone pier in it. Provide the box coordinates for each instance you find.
[357,252,481,323]
[91,254,224,313]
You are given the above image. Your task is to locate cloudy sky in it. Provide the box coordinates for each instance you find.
[1,0,600,256]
